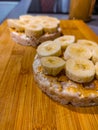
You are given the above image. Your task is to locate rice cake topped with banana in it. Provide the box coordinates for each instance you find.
[33,38,98,107]
[7,15,61,47]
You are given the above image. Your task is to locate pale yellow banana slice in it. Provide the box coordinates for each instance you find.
[37,41,61,57]
[64,44,92,60]
[45,17,60,25]
[29,19,43,27]
[54,35,75,49]
[77,39,98,52]
[41,56,65,76]
[7,19,18,28]
[43,22,58,33]
[8,19,26,32]
[95,62,98,79]
[65,58,95,83]
[25,24,43,38]
[35,15,50,22]
[19,15,34,22]
[92,47,98,64]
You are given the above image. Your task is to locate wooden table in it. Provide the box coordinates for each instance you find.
[0,20,98,130]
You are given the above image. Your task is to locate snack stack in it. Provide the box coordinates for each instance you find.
[7,15,61,47]
[33,38,98,107]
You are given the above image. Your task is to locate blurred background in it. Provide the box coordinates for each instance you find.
[0,0,98,34]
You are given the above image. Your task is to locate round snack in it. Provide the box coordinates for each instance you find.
[37,41,61,57]
[33,55,98,107]
[40,56,65,76]
[7,15,61,47]
[77,39,98,52]
[7,19,26,32]
[64,44,92,60]
[54,35,75,49]
[25,24,43,38]
[43,22,58,33]
[65,58,95,83]
[19,15,34,22]
[33,39,98,107]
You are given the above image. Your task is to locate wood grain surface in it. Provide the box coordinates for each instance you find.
[0,20,98,130]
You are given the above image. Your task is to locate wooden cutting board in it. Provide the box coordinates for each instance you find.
[0,20,98,130]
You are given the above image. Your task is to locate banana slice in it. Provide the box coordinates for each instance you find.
[45,17,60,25]
[8,19,26,32]
[43,22,58,33]
[37,41,61,57]
[35,15,50,23]
[25,24,43,38]
[29,19,43,27]
[14,20,27,32]
[65,58,95,83]
[77,39,98,52]
[54,35,75,49]
[7,19,17,28]
[95,62,98,79]
[92,47,98,64]
[19,15,34,22]
[41,56,65,76]
[64,44,92,60]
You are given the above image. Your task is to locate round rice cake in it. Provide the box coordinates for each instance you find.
[7,15,61,47]
[33,55,98,107]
